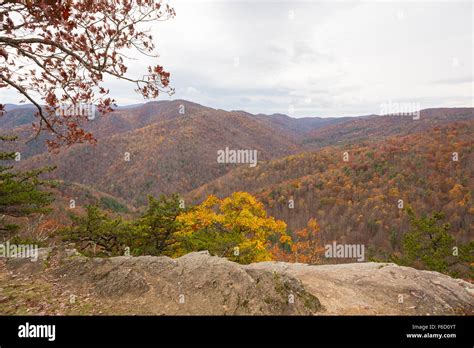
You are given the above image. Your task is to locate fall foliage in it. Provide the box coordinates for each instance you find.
[191,120,473,267]
[0,0,174,148]
[1,102,472,277]
[60,192,289,264]
[291,218,325,264]
[176,192,290,263]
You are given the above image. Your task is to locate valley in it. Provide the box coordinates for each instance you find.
[1,101,473,278]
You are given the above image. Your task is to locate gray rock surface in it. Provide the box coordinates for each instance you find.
[2,248,473,315]
[247,261,474,315]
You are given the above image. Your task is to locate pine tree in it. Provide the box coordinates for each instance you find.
[132,194,184,256]
[400,206,456,274]
[61,205,128,256]
[0,135,55,239]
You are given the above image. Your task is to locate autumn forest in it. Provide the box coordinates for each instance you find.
[1,102,472,279]
[0,1,473,325]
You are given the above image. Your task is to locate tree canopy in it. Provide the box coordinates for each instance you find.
[0,0,175,148]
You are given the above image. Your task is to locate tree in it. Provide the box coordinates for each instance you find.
[291,218,324,264]
[62,194,184,257]
[13,213,63,246]
[0,135,55,239]
[132,194,184,256]
[176,192,290,263]
[0,0,175,148]
[61,205,129,256]
[177,222,248,262]
[399,206,457,274]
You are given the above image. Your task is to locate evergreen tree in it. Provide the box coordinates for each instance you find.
[0,135,54,238]
[400,206,456,274]
[62,195,184,257]
[132,194,185,256]
[61,205,129,256]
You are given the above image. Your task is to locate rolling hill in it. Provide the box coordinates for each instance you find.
[3,102,473,257]
[187,119,473,269]
[13,100,330,205]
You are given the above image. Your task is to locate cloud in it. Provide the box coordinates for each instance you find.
[1,0,473,116]
[432,76,473,85]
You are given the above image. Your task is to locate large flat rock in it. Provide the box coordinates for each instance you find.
[1,249,473,315]
[246,261,474,315]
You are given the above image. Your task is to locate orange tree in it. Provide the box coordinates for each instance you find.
[291,218,325,264]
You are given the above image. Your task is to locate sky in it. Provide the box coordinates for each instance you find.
[2,0,473,117]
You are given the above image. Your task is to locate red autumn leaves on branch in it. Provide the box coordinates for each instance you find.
[0,0,175,149]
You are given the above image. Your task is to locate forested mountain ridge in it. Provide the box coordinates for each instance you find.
[3,102,473,265]
[188,119,474,267]
[12,100,309,205]
[302,108,474,148]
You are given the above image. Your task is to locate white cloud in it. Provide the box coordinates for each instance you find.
[2,0,472,117]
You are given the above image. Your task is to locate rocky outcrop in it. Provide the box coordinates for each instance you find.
[247,261,474,315]
[1,248,472,315]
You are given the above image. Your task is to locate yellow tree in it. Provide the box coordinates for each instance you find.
[176,192,290,263]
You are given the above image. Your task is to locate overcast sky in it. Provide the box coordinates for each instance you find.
[2,0,473,117]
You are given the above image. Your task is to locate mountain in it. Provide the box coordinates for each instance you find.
[0,105,38,130]
[188,119,474,267]
[16,100,331,205]
[302,108,473,148]
[252,112,354,140]
[2,100,354,150]
[4,101,473,261]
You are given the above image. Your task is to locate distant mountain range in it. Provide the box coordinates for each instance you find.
[1,100,473,263]
[2,100,356,203]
